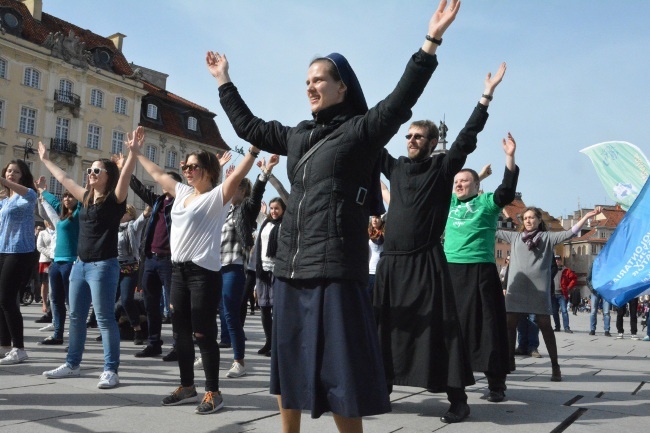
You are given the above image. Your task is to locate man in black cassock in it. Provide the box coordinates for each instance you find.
[374,63,506,424]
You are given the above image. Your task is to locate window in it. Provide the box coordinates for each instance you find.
[19,107,37,134]
[146,103,158,119]
[166,150,177,168]
[187,116,198,131]
[90,89,104,108]
[58,79,73,102]
[145,145,158,163]
[600,231,607,239]
[0,58,6,79]
[49,177,64,198]
[23,67,40,88]
[86,124,102,149]
[114,97,127,115]
[0,100,4,127]
[496,250,503,259]
[112,131,125,155]
[55,117,70,140]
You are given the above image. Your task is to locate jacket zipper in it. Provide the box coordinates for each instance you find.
[291,128,315,277]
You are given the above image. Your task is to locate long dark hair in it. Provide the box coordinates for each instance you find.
[2,159,35,191]
[519,206,547,232]
[60,190,77,221]
[268,197,286,220]
[368,215,385,241]
[83,159,119,208]
[185,150,221,188]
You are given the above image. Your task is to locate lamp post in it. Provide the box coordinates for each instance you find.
[17,138,36,161]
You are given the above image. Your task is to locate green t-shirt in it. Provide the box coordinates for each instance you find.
[444,192,501,264]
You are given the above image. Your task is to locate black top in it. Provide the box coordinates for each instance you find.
[219,50,438,283]
[77,191,126,262]
[381,103,489,253]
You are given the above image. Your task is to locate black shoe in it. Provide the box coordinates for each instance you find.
[95,335,102,342]
[133,330,145,346]
[257,343,271,355]
[35,314,52,324]
[564,329,573,334]
[162,316,172,325]
[218,342,231,349]
[86,321,97,329]
[440,403,470,424]
[554,327,561,332]
[604,331,612,337]
[514,347,528,356]
[589,330,595,336]
[487,390,505,403]
[39,336,64,345]
[162,348,178,362]
[135,345,162,358]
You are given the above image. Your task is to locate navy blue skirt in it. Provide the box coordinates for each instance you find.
[270,277,391,419]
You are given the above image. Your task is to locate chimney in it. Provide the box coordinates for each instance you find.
[108,33,126,52]
[21,0,42,21]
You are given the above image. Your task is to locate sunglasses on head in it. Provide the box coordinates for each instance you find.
[182,164,202,173]
[405,133,429,141]
[86,167,107,175]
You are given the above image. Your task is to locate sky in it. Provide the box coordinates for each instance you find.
[45,0,650,218]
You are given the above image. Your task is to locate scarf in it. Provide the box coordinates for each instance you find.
[521,229,542,251]
[255,217,282,277]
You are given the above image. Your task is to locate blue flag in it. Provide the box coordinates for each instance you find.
[591,176,650,307]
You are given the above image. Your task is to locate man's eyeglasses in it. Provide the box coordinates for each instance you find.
[405,133,429,141]
[182,164,202,173]
[86,167,107,176]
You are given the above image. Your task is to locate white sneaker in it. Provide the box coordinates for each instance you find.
[43,363,81,378]
[0,348,28,365]
[631,334,640,340]
[226,362,246,378]
[193,356,203,369]
[617,333,624,339]
[39,323,55,332]
[97,371,119,389]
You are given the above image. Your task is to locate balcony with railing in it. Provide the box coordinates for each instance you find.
[50,138,78,156]
[53,90,81,116]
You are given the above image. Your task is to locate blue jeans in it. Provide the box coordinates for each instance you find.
[219,264,246,360]
[517,314,539,351]
[142,255,173,346]
[49,261,73,340]
[552,294,571,330]
[590,294,611,332]
[67,258,120,372]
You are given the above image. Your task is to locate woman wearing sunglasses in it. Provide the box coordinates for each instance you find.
[38,129,139,389]
[126,131,257,415]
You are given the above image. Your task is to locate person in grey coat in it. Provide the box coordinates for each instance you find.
[496,206,601,381]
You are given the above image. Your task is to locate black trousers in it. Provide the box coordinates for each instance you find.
[240,269,256,326]
[0,253,33,348]
[616,298,639,335]
[171,262,221,392]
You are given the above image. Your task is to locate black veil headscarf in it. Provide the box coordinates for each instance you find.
[323,52,386,216]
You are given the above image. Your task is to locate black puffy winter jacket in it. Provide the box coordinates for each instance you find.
[219,50,438,283]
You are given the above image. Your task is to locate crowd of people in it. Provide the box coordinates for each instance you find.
[1,1,649,432]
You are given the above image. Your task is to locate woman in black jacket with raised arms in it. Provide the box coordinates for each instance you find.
[206,1,460,431]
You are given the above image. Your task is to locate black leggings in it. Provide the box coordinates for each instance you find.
[0,253,33,348]
[260,306,272,347]
[171,262,221,392]
[507,313,558,367]
[240,270,256,326]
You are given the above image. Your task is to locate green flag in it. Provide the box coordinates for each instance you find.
[580,141,650,210]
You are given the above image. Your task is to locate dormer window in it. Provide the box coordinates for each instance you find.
[188,116,198,131]
[91,48,114,71]
[146,104,158,119]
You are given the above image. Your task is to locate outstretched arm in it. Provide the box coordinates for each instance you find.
[381,180,391,206]
[128,129,179,197]
[38,141,86,201]
[114,128,141,204]
[573,207,603,233]
[221,147,259,205]
[493,133,519,208]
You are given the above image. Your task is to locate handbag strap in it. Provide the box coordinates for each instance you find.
[291,129,343,180]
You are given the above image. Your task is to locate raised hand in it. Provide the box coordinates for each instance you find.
[586,206,603,218]
[257,157,266,172]
[428,0,461,39]
[261,200,267,215]
[34,176,47,193]
[484,62,507,95]
[266,154,280,171]
[218,151,232,167]
[478,164,492,181]
[37,141,49,161]
[225,164,235,179]
[143,205,153,218]
[502,132,516,157]
[206,51,231,85]
[126,126,145,154]
[111,153,125,171]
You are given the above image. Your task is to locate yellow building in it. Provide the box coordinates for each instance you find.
[0,0,228,210]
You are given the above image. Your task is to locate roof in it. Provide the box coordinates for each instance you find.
[1,0,133,76]
[139,80,229,150]
[502,197,527,226]
[591,208,626,228]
